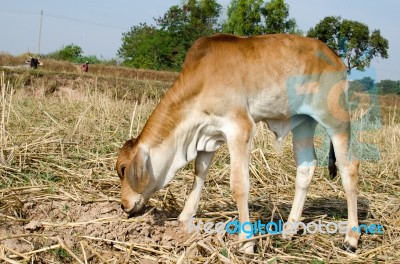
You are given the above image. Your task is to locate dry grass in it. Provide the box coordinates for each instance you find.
[0,52,31,66]
[0,68,399,263]
[0,53,178,83]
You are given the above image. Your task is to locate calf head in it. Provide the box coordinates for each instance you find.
[116,138,150,215]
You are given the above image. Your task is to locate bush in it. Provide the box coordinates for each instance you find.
[46,44,100,64]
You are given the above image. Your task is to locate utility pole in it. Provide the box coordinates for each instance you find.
[37,10,43,55]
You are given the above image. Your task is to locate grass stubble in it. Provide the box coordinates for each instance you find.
[0,63,399,263]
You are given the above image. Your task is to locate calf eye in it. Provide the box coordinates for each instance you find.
[118,165,126,179]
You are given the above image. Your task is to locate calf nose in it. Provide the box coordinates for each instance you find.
[120,200,138,214]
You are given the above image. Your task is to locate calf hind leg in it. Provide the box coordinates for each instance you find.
[285,118,317,238]
[331,133,360,252]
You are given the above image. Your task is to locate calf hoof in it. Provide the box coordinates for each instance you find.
[177,214,196,234]
[281,233,294,241]
[239,241,255,254]
[178,213,192,223]
[343,231,359,253]
[342,242,357,253]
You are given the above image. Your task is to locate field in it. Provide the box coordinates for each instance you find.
[0,57,399,263]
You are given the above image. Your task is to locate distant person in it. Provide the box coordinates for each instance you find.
[82,61,89,73]
[29,57,40,69]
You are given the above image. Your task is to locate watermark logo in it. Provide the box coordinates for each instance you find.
[285,67,382,165]
[188,218,383,239]
[351,223,384,235]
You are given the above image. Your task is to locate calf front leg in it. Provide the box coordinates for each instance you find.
[178,151,215,223]
[226,116,256,254]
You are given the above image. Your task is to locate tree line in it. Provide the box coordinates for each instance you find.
[45,44,100,64]
[117,0,389,75]
[350,77,400,95]
[43,44,120,65]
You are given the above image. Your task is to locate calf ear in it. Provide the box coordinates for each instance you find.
[131,146,150,193]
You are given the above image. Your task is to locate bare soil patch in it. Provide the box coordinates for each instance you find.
[1,199,195,263]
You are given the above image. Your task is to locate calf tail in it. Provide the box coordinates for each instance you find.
[328,141,337,178]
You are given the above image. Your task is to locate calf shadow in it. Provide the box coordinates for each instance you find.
[144,195,371,228]
[250,196,370,223]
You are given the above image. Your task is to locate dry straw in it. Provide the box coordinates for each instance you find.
[0,59,399,263]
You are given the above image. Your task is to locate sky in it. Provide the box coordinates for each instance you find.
[0,0,398,81]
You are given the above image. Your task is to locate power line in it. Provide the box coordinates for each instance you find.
[44,12,129,30]
[0,9,130,31]
[0,10,39,15]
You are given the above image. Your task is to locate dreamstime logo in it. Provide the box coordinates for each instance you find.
[187,218,383,239]
[285,67,382,164]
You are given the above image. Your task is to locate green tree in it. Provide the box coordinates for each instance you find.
[262,0,298,34]
[349,80,365,93]
[46,44,100,64]
[307,16,389,72]
[78,55,101,64]
[186,0,222,35]
[378,80,400,95]
[358,77,375,91]
[223,0,264,35]
[119,0,221,70]
[118,24,164,69]
[58,44,83,61]
[349,76,375,93]
[156,0,221,52]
